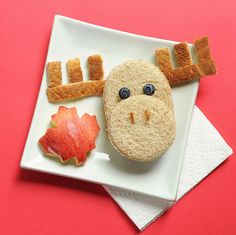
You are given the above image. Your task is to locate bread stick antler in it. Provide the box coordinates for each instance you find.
[155,36,216,85]
[46,55,105,102]
[46,37,216,102]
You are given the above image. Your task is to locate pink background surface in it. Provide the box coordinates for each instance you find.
[0,0,236,234]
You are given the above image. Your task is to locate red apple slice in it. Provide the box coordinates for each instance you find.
[39,106,100,165]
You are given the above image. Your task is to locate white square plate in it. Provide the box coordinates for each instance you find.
[20,15,199,201]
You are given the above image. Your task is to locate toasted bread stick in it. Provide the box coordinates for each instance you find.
[67,58,83,83]
[198,60,216,75]
[174,42,192,67]
[47,62,62,88]
[87,55,104,80]
[47,80,105,102]
[155,48,173,73]
[194,37,211,63]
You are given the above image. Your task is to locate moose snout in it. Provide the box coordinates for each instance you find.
[129,110,151,124]
[108,95,176,161]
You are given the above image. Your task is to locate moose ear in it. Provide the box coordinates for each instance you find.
[155,37,216,85]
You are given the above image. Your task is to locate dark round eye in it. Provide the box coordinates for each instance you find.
[143,84,156,95]
[119,87,130,99]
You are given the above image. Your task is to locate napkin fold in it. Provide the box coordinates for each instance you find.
[104,106,233,230]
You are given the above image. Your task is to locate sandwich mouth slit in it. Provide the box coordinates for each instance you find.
[130,112,135,124]
[144,110,150,122]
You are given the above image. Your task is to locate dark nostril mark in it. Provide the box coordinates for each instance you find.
[144,110,150,122]
[130,112,135,124]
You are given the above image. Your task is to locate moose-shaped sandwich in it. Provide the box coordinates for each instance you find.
[45,37,216,163]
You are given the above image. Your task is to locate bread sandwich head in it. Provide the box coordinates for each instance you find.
[103,60,176,162]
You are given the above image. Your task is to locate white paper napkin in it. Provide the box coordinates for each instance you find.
[104,106,233,230]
